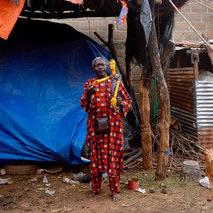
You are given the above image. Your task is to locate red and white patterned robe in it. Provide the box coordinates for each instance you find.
[80,77,131,180]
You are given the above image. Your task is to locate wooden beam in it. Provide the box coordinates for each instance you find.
[139,77,153,170]
[148,18,170,181]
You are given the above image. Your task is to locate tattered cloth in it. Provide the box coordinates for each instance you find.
[0,0,25,40]
[80,77,132,177]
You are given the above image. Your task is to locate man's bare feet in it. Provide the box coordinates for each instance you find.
[112,193,121,201]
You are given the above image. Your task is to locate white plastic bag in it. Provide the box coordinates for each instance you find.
[199,176,209,188]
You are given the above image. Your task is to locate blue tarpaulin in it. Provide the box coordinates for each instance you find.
[0,19,110,165]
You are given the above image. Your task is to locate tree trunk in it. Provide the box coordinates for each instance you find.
[139,78,153,170]
[148,20,170,180]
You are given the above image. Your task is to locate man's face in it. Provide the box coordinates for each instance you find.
[93,59,107,78]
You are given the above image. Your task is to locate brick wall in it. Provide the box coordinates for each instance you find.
[173,0,213,42]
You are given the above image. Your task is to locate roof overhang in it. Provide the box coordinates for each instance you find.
[21,0,121,19]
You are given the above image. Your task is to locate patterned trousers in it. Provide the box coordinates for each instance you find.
[91,174,120,194]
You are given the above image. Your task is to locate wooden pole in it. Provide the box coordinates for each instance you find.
[139,77,153,170]
[108,24,114,46]
[107,24,127,83]
[161,41,175,73]
[148,19,170,180]
[125,57,131,85]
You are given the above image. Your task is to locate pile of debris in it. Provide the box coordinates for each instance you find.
[124,128,205,173]
[167,129,205,173]
[124,148,142,169]
[151,127,205,173]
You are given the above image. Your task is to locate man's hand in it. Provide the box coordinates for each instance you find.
[87,86,96,97]
[86,86,96,111]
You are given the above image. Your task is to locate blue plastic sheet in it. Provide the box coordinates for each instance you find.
[0,35,110,165]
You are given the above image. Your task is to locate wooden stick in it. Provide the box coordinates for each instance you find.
[94,32,108,46]
[140,79,153,170]
[124,152,142,165]
[148,16,170,180]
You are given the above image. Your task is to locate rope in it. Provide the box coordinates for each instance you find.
[194,0,213,11]
[168,0,213,50]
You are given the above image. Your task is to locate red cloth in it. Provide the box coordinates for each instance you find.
[81,77,131,190]
[91,174,102,194]
[91,174,120,194]
[0,0,25,40]
[109,176,120,193]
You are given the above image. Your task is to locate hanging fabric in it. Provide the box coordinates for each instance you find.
[118,0,128,24]
[140,0,152,46]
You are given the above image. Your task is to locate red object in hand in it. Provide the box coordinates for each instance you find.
[127,178,140,190]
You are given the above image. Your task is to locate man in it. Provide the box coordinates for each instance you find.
[80,57,132,201]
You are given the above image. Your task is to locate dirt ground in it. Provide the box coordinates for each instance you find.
[0,166,213,213]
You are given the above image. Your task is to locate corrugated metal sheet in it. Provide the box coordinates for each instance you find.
[195,81,213,147]
[167,67,197,139]
[195,81,213,128]
[167,68,213,148]
[167,68,195,113]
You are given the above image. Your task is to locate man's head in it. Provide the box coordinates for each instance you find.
[92,57,107,78]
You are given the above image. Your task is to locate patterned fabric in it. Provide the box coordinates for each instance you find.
[109,176,120,193]
[80,76,131,193]
[91,174,120,194]
[91,174,102,194]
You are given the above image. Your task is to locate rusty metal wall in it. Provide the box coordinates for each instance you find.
[167,68,213,147]
[196,81,213,148]
[167,67,198,140]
